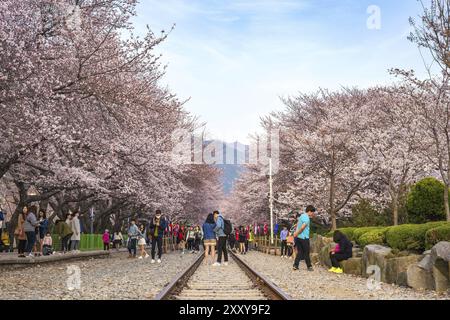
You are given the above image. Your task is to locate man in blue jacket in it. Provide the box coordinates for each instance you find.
[213,210,228,266]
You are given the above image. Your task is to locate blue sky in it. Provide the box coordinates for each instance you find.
[133,0,429,143]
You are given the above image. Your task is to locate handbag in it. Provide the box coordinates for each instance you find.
[287,235,294,244]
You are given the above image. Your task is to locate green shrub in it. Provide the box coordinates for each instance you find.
[406,177,449,223]
[352,227,385,243]
[330,227,358,241]
[385,221,447,252]
[357,228,389,247]
[425,223,450,249]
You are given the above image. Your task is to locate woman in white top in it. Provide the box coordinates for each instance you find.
[137,225,149,259]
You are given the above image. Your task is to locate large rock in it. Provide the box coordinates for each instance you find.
[352,247,363,258]
[310,253,319,265]
[430,241,450,264]
[430,242,450,292]
[418,253,433,271]
[311,235,332,254]
[432,262,449,292]
[362,245,392,281]
[340,257,362,276]
[385,255,422,286]
[319,243,335,268]
[407,264,435,291]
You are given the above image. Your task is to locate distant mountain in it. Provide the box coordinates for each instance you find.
[204,140,249,195]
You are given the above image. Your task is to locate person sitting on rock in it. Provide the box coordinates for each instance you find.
[329,230,353,274]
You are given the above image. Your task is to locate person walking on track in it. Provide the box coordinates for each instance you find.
[280,226,289,258]
[202,213,216,265]
[293,205,316,271]
[213,210,229,266]
[127,219,140,258]
[149,209,167,264]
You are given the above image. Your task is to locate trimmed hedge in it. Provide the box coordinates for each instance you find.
[331,221,449,251]
[329,227,358,240]
[385,221,448,252]
[425,223,450,249]
[352,227,385,243]
[357,228,389,247]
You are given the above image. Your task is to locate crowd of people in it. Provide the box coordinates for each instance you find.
[274,205,353,274]
[2,204,353,273]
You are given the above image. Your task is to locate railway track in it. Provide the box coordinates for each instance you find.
[154,250,291,300]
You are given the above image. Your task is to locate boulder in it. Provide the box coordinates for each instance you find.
[418,253,433,271]
[319,243,335,268]
[407,264,435,291]
[311,235,332,254]
[430,241,450,264]
[340,257,362,276]
[430,242,450,292]
[385,255,422,286]
[362,245,392,281]
[310,253,319,265]
[352,247,363,258]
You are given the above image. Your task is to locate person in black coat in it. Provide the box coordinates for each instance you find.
[329,230,353,273]
[148,210,167,263]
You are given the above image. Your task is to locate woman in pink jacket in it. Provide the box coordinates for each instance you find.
[102,229,110,251]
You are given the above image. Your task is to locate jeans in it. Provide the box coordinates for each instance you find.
[294,238,312,268]
[71,240,80,251]
[194,238,200,251]
[103,242,110,251]
[330,253,351,268]
[18,239,27,254]
[217,236,228,263]
[61,234,72,252]
[281,240,288,256]
[25,231,36,254]
[151,237,163,259]
[187,239,194,250]
[128,238,137,256]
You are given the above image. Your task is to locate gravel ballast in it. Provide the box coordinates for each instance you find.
[0,251,198,300]
[238,251,450,300]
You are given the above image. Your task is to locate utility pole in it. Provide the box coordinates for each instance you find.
[269,158,274,245]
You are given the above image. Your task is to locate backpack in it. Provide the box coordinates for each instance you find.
[223,219,232,236]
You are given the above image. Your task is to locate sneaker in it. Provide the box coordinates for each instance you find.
[144,254,150,259]
[128,254,133,259]
[307,267,314,272]
[157,259,161,263]
[328,267,337,272]
[138,256,143,260]
[292,266,299,271]
[223,262,229,266]
[212,262,221,267]
[334,268,343,274]
[26,254,34,258]
[151,259,156,264]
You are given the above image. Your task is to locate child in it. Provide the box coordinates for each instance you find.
[137,233,149,259]
[102,229,110,251]
[42,232,53,255]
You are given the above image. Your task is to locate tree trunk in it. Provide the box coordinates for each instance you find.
[392,194,399,226]
[445,183,450,222]
[330,175,337,231]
